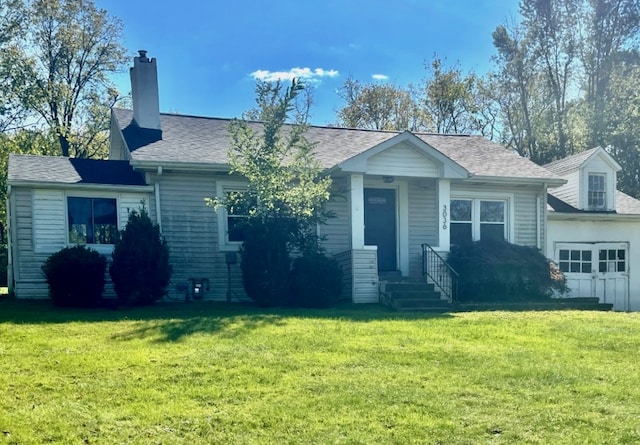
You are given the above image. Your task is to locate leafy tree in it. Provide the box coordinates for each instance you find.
[336,76,426,131]
[1,0,127,158]
[0,0,28,132]
[422,57,485,135]
[582,0,640,148]
[212,79,334,306]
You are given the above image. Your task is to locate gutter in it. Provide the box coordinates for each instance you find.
[548,211,640,222]
[6,181,154,193]
[129,159,231,173]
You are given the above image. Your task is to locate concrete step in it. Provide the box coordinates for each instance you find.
[384,282,436,293]
[388,291,442,301]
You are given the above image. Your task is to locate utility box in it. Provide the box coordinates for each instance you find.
[188,278,209,300]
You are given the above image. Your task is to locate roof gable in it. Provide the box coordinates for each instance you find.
[545,147,621,176]
[337,131,469,179]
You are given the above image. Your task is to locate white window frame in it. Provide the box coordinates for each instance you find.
[65,191,120,255]
[216,180,249,252]
[587,172,607,210]
[450,191,514,243]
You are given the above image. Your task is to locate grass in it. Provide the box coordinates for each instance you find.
[1,300,640,444]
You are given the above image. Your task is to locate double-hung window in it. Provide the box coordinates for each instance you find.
[67,197,117,245]
[217,182,250,250]
[588,173,606,210]
[450,198,507,245]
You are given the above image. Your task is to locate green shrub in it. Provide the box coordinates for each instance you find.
[291,252,343,308]
[447,239,567,302]
[110,207,171,306]
[41,245,106,307]
[239,218,292,307]
[0,244,7,287]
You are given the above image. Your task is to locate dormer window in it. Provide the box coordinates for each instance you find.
[588,173,606,210]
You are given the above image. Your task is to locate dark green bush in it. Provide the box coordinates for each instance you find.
[291,252,343,308]
[41,245,106,307]
[0,244,7,287]
[239,218,292,307]
[447,239,567,303]
[110,207,171,306]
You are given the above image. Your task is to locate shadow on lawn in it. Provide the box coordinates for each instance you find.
[0,298,452,342]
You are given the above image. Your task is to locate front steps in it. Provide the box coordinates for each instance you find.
[379,277,450,312]
[379,278,614,312]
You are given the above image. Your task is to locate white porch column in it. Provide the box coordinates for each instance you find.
[350,174,365,249]
[437,179,451,251]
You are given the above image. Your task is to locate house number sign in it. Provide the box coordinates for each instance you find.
[442,205,448,230]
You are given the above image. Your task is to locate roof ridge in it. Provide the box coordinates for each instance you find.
[113,107,475,137]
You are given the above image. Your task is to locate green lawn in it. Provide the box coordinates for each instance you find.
[1,300,640,444]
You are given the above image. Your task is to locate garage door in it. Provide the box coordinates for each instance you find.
[555,242,629,311]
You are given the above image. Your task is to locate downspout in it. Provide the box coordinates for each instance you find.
[536,194,541,250]
[155,166,163,233]
[6,185,13,293]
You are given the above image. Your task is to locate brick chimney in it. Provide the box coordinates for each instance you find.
[130,50,161,130]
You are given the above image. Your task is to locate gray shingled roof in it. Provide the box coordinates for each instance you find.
[549,190,640,215]
[8,154,146,186]
[112,108,560,181]
[544,148,599,175]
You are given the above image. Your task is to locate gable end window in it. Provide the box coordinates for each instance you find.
[588,173,606,210]
[68,197,117,245]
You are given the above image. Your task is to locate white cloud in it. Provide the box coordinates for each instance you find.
[251,67,340,83]
[372,74,389,81]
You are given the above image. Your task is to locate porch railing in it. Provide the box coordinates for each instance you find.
[422,243,459,303]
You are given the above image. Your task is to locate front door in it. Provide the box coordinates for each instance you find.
[364,188,397,271]
[556,242,629,310]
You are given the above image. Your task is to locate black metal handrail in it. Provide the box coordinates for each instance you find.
[422,243,459,303]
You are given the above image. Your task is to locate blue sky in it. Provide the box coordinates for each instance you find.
[96,0,519,126]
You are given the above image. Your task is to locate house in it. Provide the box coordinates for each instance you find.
[7,51,568,304]
[545,147,640,311]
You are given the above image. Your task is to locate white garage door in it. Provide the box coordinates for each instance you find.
[555,242,629,311]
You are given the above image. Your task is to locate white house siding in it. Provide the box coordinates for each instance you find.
[408,180,437,277]
[450,183,543,248]
[547,217,640,311]
[367,143,440,177]
[155,172,247,301]
[351,248,379,303]
[320,177,351,256]
[10,187,149,299]
[552,171,579,207]
[512,188,544,248]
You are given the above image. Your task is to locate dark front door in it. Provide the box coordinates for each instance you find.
[364,188,397,271]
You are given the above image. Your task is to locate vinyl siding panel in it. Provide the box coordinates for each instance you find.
[320,177,350,255]
[513,188,541,247]
[11,187,151,299]
[408,180,437,276]
[352,248,379,303]
[367,143,440,177]
[157,173,247,301]
[552,171,579,208]
[451,182,543,248]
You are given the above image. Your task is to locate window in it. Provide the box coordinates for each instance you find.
[558,249,592,273]
[67,197,117,244]
[216,183,250,249]
[225,190,249,243]
[450,198,507,245]
[450,199,472,245]
[588,173,606,210]
[599,249,626,273]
